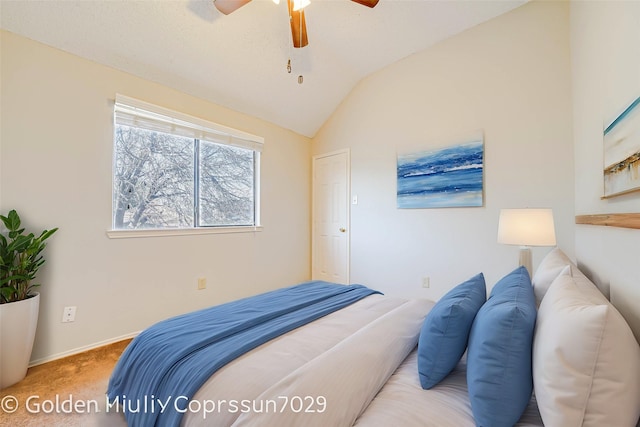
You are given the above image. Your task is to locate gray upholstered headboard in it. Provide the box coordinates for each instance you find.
[610,285,640,346]
[577,260,640,346]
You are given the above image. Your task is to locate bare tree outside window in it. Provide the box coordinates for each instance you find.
[113,124,256,230]
[199,141,255,226]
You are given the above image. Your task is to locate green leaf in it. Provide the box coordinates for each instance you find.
[0,285,17,302]
[0,210,21,232]
[38,228,58,241]
[8,234,34,253]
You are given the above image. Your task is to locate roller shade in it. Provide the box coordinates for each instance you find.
[114,94,263,152]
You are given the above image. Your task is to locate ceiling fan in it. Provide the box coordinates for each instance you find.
[213,0,379,48]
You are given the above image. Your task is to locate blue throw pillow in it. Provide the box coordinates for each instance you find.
[418,273,486,389]
[467,266,537,427]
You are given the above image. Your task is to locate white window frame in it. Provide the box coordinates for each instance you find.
[107,94,263,239]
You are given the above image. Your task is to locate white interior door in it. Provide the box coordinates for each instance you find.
[312,150,350,284]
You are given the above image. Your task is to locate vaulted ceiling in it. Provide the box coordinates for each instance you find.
[0,0,527,137]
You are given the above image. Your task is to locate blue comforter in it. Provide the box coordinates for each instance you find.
[107,281,380,427]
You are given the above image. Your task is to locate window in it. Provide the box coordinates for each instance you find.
[112,95,262,232]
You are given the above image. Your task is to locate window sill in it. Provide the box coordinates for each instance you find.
[106,226,263,239]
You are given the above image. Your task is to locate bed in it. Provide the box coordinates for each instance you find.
[107,249,640,427]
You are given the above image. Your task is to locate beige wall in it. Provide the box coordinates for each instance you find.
[313,1,575,298]
[570,1,640,340]
[0,31,312,363]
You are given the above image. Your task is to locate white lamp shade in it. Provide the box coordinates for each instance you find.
[497,209,556,247]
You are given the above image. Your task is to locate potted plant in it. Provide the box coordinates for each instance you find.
[0,209,57,388]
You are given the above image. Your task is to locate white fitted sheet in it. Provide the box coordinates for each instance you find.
[182,293,543,427]
[354,350,544,427]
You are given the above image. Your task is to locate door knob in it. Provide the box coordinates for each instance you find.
[339,228,346,233]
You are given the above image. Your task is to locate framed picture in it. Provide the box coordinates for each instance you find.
[397,135,484,209]
[603,95,640,198]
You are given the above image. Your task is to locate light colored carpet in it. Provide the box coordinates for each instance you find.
[0,340,130,427]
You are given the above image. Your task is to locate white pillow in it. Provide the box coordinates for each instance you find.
[531,247,572,305]
[533,267,640,427]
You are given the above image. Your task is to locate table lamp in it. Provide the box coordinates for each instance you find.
[497,208,556,277]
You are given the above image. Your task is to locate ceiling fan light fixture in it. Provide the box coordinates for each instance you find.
[292,0,310,11]
[213,0,251,15]
[215,0,377,49]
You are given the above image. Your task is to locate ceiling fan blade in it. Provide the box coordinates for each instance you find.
[287,0,308,48]
[351,0,379,8]
[214,0,251,15]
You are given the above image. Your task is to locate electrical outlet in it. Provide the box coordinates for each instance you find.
[62,306,76,323]
[422,277,430,288]
[197,277,207,290]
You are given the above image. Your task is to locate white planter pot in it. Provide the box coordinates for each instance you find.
[0,293,40,389]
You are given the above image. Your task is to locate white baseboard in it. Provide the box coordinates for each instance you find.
[29,331,140,367]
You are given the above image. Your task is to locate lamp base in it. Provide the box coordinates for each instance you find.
[519,247,532,278]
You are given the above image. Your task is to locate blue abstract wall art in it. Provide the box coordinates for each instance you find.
[397,137,484,209]
[603,95,640,198]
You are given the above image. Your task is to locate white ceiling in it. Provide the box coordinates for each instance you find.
[0,0,527,137]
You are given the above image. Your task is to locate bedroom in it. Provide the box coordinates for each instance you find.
[0,0,639,425]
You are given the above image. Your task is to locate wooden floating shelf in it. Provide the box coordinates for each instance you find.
[575,213,640,230]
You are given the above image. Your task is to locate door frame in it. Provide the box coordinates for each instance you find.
[311,148,351,284]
